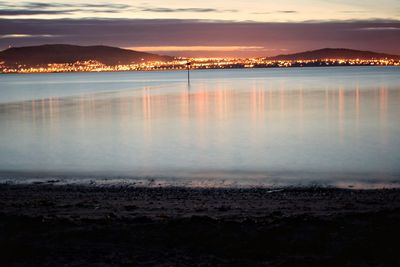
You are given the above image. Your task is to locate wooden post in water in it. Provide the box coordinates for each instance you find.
[186,61,191,84]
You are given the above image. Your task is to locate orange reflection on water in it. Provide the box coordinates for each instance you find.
[298,86,304,135]
[250,82,266,141]
[379,86,388,144]
[215,83,229,120]
[5,79,395,156]
[279,81,286,122]
[355,84,360,123]
[338,86,345,142]
[142,87,153,143]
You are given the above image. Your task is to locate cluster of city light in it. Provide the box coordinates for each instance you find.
[1,57,399,73]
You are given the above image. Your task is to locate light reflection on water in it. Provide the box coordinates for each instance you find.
[0,67,399,188]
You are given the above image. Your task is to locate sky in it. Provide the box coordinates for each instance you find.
[1,0,400,57]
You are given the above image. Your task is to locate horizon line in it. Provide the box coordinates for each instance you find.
[2,44,400,58]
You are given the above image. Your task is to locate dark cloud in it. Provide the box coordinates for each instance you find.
[13,2,54,9]
[0,2,237,16]
[0,1,131,16]
[340,11,369,14]
[1,19,400,57]
[0,9,72,15]
[140,7,237,13]
[0,2,130,9]
[353,26,400,31]
[277,10,297,13]
[75,4,130,9]
[0,2,236,16]
[0,8,125,16]
[252,10,298,15]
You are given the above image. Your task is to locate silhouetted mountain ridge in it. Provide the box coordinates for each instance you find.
[1,46,399,68]
[268,48,400,60]
[0,44,174,66]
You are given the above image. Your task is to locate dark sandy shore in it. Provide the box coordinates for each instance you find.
[1,184,400,266]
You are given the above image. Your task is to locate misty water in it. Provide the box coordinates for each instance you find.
[0,67,399,188]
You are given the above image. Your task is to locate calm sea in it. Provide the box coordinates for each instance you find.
[1,67,399,188]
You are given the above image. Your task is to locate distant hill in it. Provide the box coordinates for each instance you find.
[268,48,400,61]
[0,44,174,67]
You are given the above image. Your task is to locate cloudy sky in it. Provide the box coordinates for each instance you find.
[1,0,400,56]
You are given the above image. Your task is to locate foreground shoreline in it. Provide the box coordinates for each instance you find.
[1,184,400,266]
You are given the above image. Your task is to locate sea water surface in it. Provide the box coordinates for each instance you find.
[1,67,400,188]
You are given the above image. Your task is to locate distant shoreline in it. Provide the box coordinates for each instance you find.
[1,63,399,75]
[2,45,399,74]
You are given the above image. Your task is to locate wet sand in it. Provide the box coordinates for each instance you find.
[1,184,400,266]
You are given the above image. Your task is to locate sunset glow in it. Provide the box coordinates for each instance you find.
[1,1,400,56]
